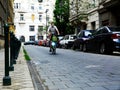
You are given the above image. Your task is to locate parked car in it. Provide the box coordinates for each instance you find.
[38,39,46,46]
[24,41,35,45]
[72,30,95,50]
[83,26,120,54]
[57,35,64,48]
[34,40,39,45]
[59,34,77,49]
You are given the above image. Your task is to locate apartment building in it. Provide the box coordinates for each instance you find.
[69,0,98,34]
[98,0,120,26]
[0,0,14,48]
[69,0,120,34]
[14,0,55,42]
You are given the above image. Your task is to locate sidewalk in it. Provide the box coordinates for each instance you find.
[0,48,35,90]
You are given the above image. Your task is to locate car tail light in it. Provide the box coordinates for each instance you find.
[111,34,120,39]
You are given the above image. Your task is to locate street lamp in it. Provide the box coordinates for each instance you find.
[45,9,49,38]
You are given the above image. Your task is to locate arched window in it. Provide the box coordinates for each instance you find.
[20,36,25,42]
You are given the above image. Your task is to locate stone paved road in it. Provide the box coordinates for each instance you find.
[25,45,120,90]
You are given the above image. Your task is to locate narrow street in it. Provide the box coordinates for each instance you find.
[24,45,120,90]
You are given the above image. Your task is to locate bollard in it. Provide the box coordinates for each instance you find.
[9,32,14,71]
[16,39,21,59]
[12,35,21,64]
[3,24,11,85]
[14,37,18,60]
[14,37,21,60]
[13,34,16,64]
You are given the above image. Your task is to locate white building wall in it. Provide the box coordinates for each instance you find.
[14,0,55,42]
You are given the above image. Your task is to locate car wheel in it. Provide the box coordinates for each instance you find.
[65,44,68,49]
[79,44,83,51]
[72,44,76,50]
[99,43,106,54]
[83,44,87,52]
[62,45,65,49]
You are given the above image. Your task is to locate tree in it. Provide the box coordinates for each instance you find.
[54,0,74,35]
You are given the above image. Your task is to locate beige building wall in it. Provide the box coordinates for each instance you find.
[87,8,99,30]
[69,0,99,33]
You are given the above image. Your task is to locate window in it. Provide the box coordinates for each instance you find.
[29,26,35,31]
[38,26,43,32]
[39,5,42,10]
[84,31,92,37]
[38,36,43,40]
[102,29,108,33]
[78,31,83,37]
[14,3,21,9]
[20,14,24,21]
[39,15,42,21]
[29,36,35,41]
[31,5,34,10]
[65,35,69,40]
[91,22,96,30]
[38,0,43,3]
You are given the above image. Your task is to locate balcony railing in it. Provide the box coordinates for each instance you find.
[69,10,88,22]
[18,19,26,24]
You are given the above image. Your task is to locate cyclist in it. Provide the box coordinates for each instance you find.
[47,22,60,52]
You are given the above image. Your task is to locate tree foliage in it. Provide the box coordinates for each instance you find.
[54,0,74,35]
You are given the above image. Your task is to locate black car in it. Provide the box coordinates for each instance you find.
[83,26,120,54]
[24,41,35,45]
[72,30,95,50]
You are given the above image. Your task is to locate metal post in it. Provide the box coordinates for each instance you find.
[46,11,47,36]
[9,32,14,71]
[45,9,48,38]
[3,24,11,86]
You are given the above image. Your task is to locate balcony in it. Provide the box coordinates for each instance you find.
[18,19,26,24]
[69,10,87,23]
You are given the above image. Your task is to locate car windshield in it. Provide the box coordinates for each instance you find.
[58,36,63,40]
[84,31,92,37]
[70,36,77,40]
[109,27,120,32]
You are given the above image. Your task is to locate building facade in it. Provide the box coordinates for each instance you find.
[69,0,99,34]
[98,0,120,26]
[0,0,14,48]
[14,0,55,42]
[69,0,120,34]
